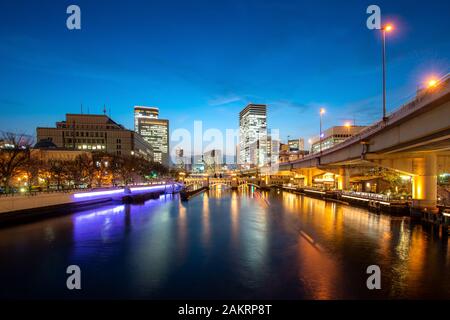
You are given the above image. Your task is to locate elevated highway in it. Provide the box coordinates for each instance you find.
[279,74,450,215]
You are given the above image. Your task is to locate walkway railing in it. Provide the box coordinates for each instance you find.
[341,191,390,202]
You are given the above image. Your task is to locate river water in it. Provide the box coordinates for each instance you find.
[0,188,449,299]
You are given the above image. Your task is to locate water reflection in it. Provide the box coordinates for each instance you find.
[0,189,448,299]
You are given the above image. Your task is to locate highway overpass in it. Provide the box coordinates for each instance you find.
[279,74,450,215]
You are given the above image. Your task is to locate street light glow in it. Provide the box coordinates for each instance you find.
[384,24,394,32]
[344,122,351,128]
[427,79,438,88]
[320,108,326,115]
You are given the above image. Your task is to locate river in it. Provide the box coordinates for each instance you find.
[0,187,449,299]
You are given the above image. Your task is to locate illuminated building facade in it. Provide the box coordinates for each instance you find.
[36,114,153,160]
[310,125,366,154]
[203,149,222,173]
[239,104,267,168]
[288,138,305,152]
[134,106,169,166]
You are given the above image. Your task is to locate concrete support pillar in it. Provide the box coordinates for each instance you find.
[337,168,350,191]
[411,154,438,214]
[304,169,313,187]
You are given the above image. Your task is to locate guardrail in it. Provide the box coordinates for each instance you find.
[341,191,390,202]
[282,73,450,166]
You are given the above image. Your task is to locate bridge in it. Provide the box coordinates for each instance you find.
[182,176,261,190]
[279,74,450,217]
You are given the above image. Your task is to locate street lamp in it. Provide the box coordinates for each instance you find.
[319,108,325,153]
[427,78,438,88]
[344,121,351,137]
[381,23,394,121]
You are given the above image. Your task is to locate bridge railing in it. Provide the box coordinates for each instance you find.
[341,191,390,202]
[281,73,450,166]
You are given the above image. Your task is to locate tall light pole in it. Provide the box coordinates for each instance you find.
[381,24,393,121]
[319,108,325,153]
[344,121,351,138]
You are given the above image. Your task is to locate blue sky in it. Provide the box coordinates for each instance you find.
[0,0,449,149]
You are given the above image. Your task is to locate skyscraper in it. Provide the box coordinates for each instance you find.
[134,106,169,166]
[239,104,267,168]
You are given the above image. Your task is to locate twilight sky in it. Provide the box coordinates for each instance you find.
[0,0,449,151]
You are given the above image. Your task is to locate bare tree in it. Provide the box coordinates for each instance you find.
[48,160,68,190]
[0,132,34,193]
[20,156,42,192]
[111,155,136,186]
[65,154,94,189]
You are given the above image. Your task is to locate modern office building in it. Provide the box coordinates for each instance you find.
[203,149,222,173]
[175,147,191,171]
[310,125,366,154]
[288,138,305,152]
[266,133,280,166]
[36,114,153,160]
[134,106,159,128]
[191,155,205,173]
[134,106,169,166]
[239,104,268,168]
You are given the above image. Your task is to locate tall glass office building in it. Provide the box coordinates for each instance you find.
[134,106,169,166]
[239,104,268,168]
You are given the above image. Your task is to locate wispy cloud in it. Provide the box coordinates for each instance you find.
[269,100,316,115]
[207,95,243,107]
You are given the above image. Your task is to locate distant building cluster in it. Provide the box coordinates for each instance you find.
[26,101,368,173]
[33,107,171,167]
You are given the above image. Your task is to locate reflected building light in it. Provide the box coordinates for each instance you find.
[75,205,125,221]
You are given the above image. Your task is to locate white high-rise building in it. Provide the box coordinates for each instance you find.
[239,104,267,168]
[134,106,169,166]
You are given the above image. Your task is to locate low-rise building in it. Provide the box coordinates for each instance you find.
[32,139,91,162]
[310,125,366,154]
[36,113,153,161]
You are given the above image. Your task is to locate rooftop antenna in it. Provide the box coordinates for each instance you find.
[87,105,90,114]
[103,104,107,115]
[109,107,111,118]
[80,103,83,114]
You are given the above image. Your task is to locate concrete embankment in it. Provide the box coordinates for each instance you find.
[0,184,181,227]
[277,186,409,216]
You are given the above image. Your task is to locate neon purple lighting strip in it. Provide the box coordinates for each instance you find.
[73,183,182,199]
[73,189,125,199]
[129,186,165,192]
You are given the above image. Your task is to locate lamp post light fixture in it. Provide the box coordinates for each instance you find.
[319,108,326,153]
[381,23,394,122]
[344,121,351,137]
[427,78,439,89]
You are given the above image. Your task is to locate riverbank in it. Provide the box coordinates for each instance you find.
[0,184,181,227]
[278,186,450,231]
